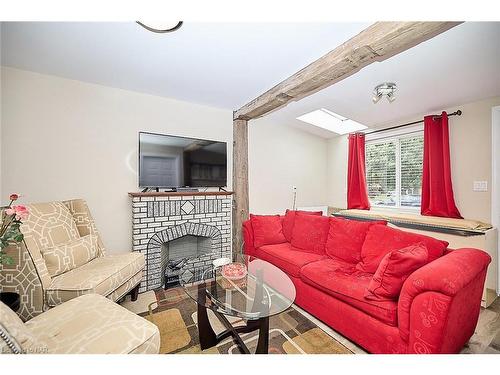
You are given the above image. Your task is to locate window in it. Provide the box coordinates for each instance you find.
[366,130,424,209]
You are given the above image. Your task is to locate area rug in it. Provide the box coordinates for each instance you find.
[140,287,353,354]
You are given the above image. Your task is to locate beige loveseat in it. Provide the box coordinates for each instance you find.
[0,199,144,321]
[1,293,160,354]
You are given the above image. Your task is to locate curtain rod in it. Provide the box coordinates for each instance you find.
[364,110,462,135]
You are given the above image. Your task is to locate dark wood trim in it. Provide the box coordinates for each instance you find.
[128,191,233,197]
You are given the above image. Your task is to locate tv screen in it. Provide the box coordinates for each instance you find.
[139,132,227,188]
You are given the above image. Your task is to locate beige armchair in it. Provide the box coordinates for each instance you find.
[0,199,144,321]
[1,293,160,354]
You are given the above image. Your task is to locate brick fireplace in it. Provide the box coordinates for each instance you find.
[129,191,232,293]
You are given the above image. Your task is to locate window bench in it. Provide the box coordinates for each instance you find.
[333,209,492,237]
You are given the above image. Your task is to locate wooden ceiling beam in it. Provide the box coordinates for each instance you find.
[233,21,462,121]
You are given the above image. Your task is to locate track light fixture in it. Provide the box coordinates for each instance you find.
[372,82,397,104]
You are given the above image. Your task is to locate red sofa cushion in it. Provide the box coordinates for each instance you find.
[250,214,286,248]
[365,243,429,301]
[256,243,326,278]
[326,217,387,263]
[300,258,398,326]
[282,209,323,242]
[290,214,330,254]
[357,224,449,273]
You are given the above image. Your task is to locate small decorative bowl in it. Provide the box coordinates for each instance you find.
[221,262,247,280]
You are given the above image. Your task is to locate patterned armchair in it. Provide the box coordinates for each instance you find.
[0,199,145,321]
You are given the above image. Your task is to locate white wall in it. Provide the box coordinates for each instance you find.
[326,134,348,209]
[249,117,328,214]
[1,67,330,252]
[492,106,500,293]
[449,97,500,223]
[327,96,500,223]
[1,67,233,252]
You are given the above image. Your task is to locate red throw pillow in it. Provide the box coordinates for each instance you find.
[290,213,330,254]
[282,209,323,242]
[365,243,429,301]
[326,217,387,263]
[250,214,287,248]
[357,224,448,273]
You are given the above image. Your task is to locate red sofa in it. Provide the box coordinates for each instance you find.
[243,211,491,354]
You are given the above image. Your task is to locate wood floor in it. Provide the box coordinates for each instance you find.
[461,298,500,354]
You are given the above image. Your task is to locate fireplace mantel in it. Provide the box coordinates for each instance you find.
[128,191,233,198]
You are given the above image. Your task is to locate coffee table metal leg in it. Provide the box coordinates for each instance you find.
[197,283,217,350]
[255,316,270,354]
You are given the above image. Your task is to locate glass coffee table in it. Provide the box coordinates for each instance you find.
[179,255,296,354]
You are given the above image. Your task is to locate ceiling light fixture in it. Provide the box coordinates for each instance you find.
[372,82,397,104]
[136,21,183,33]
[296,109,367,135]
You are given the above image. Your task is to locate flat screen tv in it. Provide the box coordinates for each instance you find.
[139,132,227,189]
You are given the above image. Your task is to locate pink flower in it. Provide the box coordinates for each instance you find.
[13,205,29,221]
[5,208,15,216]
[9,194,19,201]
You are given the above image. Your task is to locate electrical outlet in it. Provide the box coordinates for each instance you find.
[473,181,488,192]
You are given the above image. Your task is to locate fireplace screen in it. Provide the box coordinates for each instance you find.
[162,234,216,289]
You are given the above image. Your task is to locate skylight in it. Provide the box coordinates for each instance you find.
[296,109,368,135]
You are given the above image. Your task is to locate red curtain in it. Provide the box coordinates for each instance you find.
[347,133,370,210]
[421,111,462,218]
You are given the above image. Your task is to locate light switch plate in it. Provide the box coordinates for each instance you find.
[473,181,488,192]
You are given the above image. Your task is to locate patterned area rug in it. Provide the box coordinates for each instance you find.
[140,287,353,354]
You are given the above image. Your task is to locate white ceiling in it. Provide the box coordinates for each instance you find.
[0,22,369,110]
[268,22,500,137]
[2,22,500,138]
